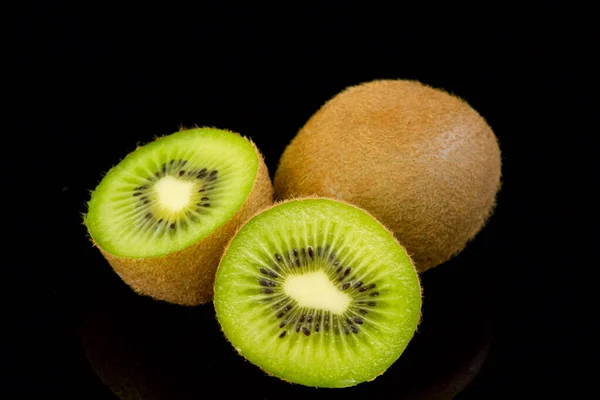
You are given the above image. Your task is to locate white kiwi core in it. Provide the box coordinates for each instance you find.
[283,270,351,314]
[154,176,195,212]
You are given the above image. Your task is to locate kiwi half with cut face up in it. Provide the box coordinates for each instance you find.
[84,127,273,305]
[214,198,422,388]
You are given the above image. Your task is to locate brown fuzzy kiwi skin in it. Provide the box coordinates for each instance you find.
[213,196,423,387]
[274,79,502,272]
[87,137,274,306]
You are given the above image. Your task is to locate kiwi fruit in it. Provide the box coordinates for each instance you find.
[274,79,502,272]
[84,127,273,305]
[213,197,422,388]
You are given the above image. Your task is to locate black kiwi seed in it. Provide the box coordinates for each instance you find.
[161,164,167,173]
[302,327,310,336]
[353,317,363,324]
[315,323,320,332]
[284,305,292,311]
[279,320,288,328]
[360,283,376,292]
[201,196,209,201]
[343,268,351,277]
[367,301,376,307]
[354,281,363,289]
[307,315,313,323]
[279,331,286,338]
[341,282,350,290]
[133,192,142,197]
[180,160,187,167]
[359,309,368,315]
[293,248,298,258]
[178,170,185,176]
[350,325,359,334]
[209,170,218,177]
[170,223,175,229]
[336,266,343,274]
[275,253,283,262]
[263,288,274,294]
[276,311,285,318]
[307,246,314,258]
[295,324,301,333]
[198,188,205,192]
[169,160,175,165]
[299,315,305,323]
[370,292,379,297]
[158,219,163,224]
[258,278,276,287]
[145,212,152,219]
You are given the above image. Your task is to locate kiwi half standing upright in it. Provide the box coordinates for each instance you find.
[274,79,502,272]
[84,127,273,305]
[214,198,422,388]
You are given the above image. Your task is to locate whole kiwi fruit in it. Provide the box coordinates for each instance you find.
[274,80,501,271]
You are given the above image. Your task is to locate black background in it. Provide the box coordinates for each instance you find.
[6,2,597,399]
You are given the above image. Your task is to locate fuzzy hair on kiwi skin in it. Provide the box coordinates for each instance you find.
[85,129,274,306]
[213,196,423,387]
[274,79,502,272]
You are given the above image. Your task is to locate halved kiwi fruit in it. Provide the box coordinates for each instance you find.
[274,79,502,272]
[214,198,422,388]
[84,127,273,305]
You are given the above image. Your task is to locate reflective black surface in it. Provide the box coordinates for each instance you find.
[78,254,493,400]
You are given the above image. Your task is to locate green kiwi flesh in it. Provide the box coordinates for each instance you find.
[86,128,259,258]
[214,198,422,388]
